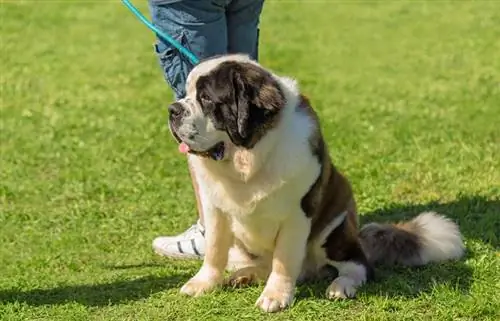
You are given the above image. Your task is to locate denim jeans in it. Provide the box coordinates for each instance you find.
[148,0,265,99]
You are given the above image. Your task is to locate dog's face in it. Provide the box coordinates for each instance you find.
[168,55,286,160]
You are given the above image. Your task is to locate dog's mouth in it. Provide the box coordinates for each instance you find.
[170,122,225,161]
[179,141,225,161]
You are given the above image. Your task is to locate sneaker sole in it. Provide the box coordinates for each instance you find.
[153,247,204,260]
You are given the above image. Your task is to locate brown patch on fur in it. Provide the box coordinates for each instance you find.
[242,73,286,149]
[359,221,423,266]
[298,95,374,279]
[298,95,356,237]
[323,217,375,280]
[313,167,354,234]
[298,95,326,220]
[346,198,358,228]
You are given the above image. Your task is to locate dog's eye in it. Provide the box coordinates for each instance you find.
[200,93,212,104]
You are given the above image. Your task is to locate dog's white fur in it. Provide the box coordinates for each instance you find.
[177,55,331,312]
[410,212,465,264]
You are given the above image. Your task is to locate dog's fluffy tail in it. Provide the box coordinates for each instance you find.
[359,212,465,266]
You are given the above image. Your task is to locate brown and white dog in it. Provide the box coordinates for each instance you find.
[167,54,465,313]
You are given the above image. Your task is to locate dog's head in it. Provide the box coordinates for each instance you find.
[168,55,286,160]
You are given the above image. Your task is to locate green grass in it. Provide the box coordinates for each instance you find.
[1,1,499,320]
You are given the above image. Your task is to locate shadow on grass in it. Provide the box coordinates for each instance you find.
[2,196,496,306]
[360,195,499,248]
[0,273,191,307]
[297,259,474,300]
[298,195,498,299]
[101,263,168,270]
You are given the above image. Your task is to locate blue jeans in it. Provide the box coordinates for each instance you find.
[148,0,265,99]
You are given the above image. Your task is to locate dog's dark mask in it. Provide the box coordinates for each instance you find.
[195,61,286,149]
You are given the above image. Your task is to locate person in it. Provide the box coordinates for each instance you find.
[148,0,265,259]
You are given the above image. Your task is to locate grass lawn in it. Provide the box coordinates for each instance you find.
[1,1,499,320]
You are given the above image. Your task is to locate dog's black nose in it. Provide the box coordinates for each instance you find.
[168,102,183,117]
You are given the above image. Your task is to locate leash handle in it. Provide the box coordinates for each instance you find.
[121,0,200,65]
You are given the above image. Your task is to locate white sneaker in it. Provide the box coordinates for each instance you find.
[152,220,205,259]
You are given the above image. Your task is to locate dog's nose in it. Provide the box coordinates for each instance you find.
[168,102,183,117]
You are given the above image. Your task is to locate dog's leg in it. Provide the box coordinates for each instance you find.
[325,259,370,299]
[180,207,232,297]
[324,239,373,299]
[255,213,310,313]
[321,208,374,299]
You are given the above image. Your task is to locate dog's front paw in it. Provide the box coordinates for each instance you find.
[326,276,357,299]
[180,276,219,297]
[255,287,294,313]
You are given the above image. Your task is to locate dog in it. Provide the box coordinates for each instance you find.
[167,54,465,313]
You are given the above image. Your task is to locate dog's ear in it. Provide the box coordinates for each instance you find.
[232,70,250,140]
[230,63,286,146]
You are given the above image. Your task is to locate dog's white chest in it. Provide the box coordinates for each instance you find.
[207,168,316,256]
[212,174,285,215]
[230,211,281,255]
[188,102,321,257]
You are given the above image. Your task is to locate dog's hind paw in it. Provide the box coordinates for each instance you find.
[226,266,268,288]
[326,276,357,299]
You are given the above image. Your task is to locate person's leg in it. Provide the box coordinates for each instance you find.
[226,0,265,61]
[149,0,227,259]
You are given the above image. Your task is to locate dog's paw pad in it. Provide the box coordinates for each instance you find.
[326,276,357,299]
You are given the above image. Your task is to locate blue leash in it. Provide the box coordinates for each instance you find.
[121,0,200,65]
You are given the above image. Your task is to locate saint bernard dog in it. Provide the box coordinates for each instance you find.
[167,54,465,312]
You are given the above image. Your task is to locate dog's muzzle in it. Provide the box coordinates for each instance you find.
[168,102,225,161]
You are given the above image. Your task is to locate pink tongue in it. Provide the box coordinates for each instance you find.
[178,142,190,154]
